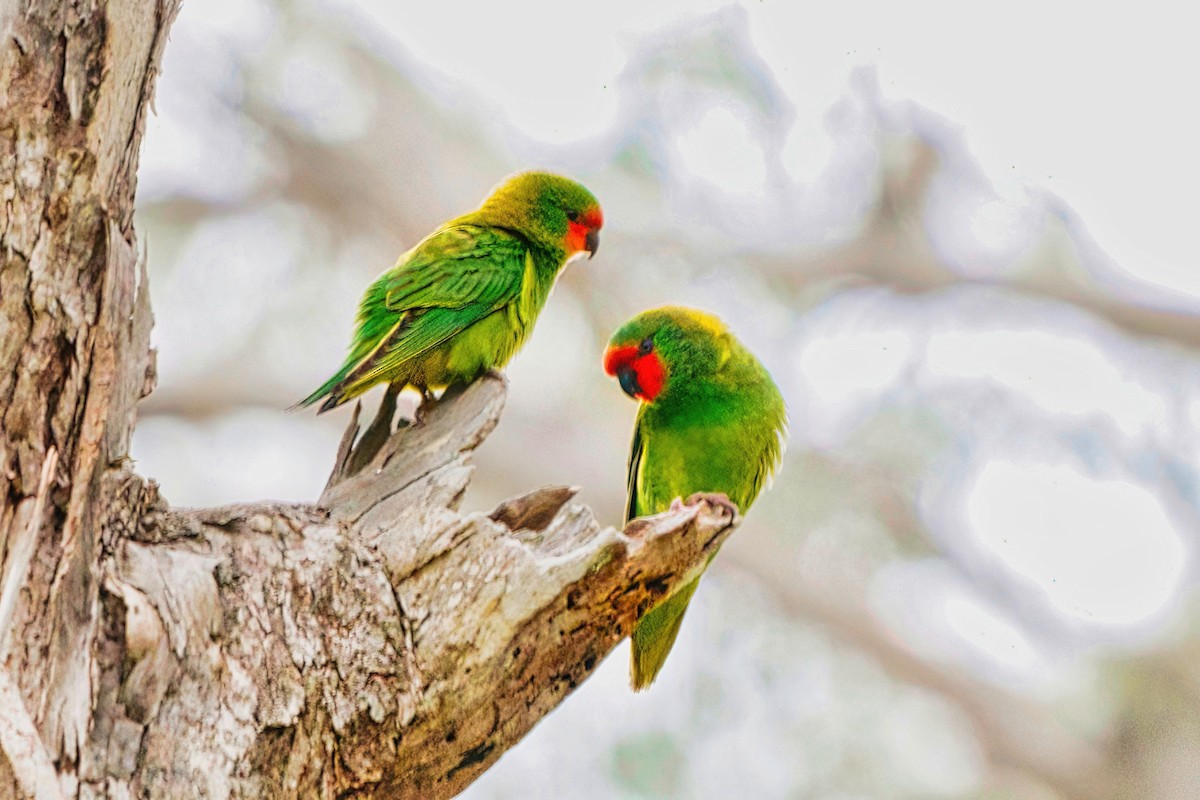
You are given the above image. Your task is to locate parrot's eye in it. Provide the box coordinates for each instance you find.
[566,211,580,223]
[638,337,654,356]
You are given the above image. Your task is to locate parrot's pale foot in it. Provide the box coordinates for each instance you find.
[683,492,739,519]
[482,368,507,384]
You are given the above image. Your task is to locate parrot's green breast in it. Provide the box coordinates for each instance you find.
[631,402,773,518]
[628,354,785,521]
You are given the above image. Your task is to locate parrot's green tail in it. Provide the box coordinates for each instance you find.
[292,367,354,413]
[630,574,703,691]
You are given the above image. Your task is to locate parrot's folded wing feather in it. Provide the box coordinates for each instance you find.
[335,226,528,395]
[624,415,645,525]
[381,225,526,311]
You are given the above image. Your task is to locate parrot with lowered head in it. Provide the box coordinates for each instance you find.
[604,306,787,690]
[298,171,602,413]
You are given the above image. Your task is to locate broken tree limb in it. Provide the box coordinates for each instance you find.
[97,379,738,799]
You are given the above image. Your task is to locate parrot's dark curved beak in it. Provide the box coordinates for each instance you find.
[617,365,640,398]
[585,229,600,259]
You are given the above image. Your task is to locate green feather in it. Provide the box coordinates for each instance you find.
[615,306,787,690]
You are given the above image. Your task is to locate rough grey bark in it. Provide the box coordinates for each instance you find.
[106,380,736,799]
[0,3,738,798]
[1,1,173,796]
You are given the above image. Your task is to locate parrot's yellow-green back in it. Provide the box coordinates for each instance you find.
[604,306,787,690]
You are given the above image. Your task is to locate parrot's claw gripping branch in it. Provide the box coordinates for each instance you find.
[105,377,739,798]
[685,491,741,520]
[665,491,741,522]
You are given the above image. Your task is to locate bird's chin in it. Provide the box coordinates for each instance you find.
[564,250,590,265]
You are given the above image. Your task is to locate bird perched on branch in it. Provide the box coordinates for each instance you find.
[604,306,787,690]
[298,171,602,415]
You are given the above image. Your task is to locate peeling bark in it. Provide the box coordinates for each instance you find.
[109,381,736,798]
[0,3,737,798]
[2,1,173,796]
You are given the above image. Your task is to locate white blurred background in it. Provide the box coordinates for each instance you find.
[130,1,1200,797]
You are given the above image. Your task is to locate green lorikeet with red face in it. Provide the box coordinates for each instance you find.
[299,171,602,412]
[604,306,787,690]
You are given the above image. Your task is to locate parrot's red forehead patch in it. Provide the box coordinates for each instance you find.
[603,344,636,376]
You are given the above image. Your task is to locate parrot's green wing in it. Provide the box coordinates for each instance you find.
[331,225,529,398]
[624,411,645,525]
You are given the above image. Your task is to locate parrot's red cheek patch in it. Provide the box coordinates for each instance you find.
[633,353,665,401]
[566,221,590,254]
[567,207,603,256]
[605,346,665,402]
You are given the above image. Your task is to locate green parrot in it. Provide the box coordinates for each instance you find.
[298,171,603,413]
[604,306,787,690]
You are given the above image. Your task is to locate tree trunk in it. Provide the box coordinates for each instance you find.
[0,3,736,797]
